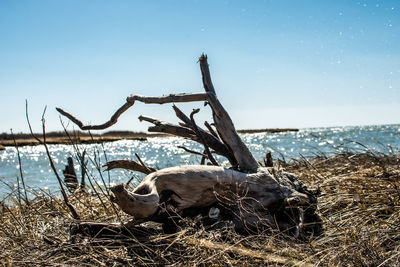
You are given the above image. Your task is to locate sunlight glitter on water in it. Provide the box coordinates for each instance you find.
[0,124,399,199]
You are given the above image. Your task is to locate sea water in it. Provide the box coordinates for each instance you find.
[1,124,399,200]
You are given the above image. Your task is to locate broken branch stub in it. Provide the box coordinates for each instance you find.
[104,159,156,175]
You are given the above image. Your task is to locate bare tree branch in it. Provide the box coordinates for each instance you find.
[135,153,153,174]
[140,115,236,165]
[139,115,197,138]
[104,160,156,174]
[200,150,207,165]
[198,54,216,94]
[199,56,259,172]
[172,105,237,166]
[177,146,207,158]
[172,104,192,126]
[172,105,224,146]
[127,93,207,104]
[204,121,219,139]
[56,101,134,131]
[190,109,219,166]
[57,93,207,131]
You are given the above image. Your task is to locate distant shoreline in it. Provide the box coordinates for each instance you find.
[237,128,299,134]
[0,133,163,147]
[0,128,299,148]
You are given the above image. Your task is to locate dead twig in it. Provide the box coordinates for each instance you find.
[190,109,218,166]
[56,101,134,130]
[204,121,219,140]
[177,146,207,158]
[26,101,80,220]
[10,129,29,205]
[135,153,153,174]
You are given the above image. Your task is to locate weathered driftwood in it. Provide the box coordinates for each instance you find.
[58,55,321,237]
[110,165,319,235]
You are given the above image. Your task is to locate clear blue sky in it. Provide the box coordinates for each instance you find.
[1,0,399,133]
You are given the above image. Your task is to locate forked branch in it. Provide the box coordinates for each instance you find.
[139,115,197,138]
[139,115,236,165]
[172,105,236,165]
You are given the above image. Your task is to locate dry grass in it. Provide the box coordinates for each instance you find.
[1,152,399,266]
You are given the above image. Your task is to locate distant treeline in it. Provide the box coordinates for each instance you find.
[237,128,299,134]
[0,130,146,140]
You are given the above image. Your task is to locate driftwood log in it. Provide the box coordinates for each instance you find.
[58,55,321,237]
